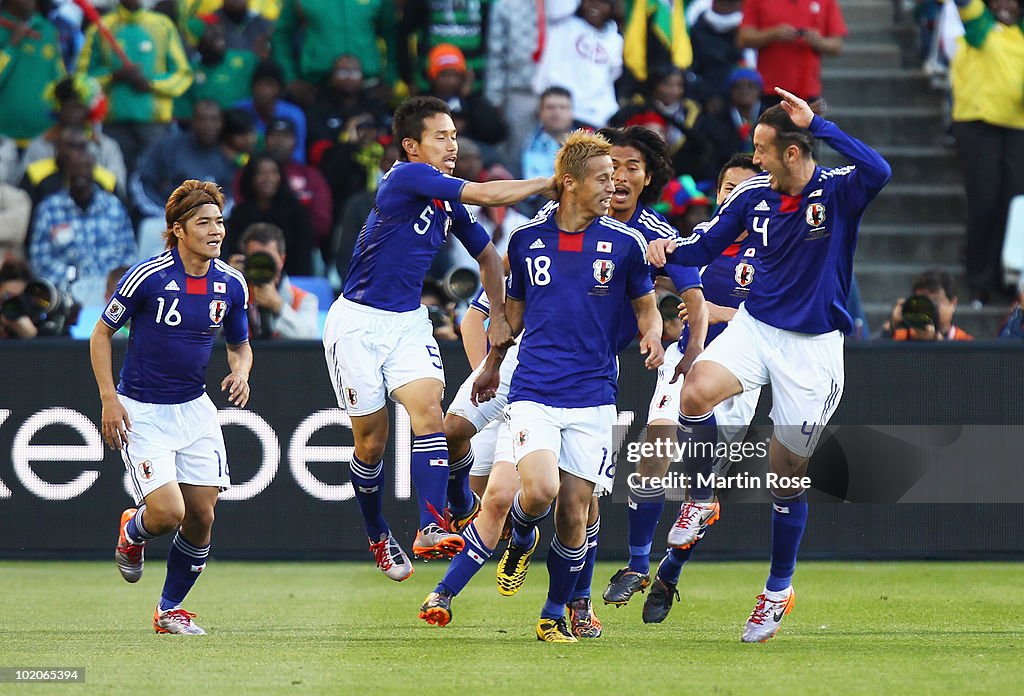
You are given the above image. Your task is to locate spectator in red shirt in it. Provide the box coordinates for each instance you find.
[738,0,847,110]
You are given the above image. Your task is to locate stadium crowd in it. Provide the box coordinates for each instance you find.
[0,0,1021,341]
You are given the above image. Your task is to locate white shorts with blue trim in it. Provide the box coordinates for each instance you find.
[693,304,844,457]
[323,297,446,416]
[119,393,229,504]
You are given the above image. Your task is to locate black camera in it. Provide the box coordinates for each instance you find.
[243,251,277,286]
[899,294,938,330]
[441,266,480,302]
[427,305,450,329]
[0,278,79,336]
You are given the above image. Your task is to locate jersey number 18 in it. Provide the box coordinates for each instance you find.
[525,256,551,286]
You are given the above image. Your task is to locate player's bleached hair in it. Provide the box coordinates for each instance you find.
[554,130,612,189]
[596,126,674,205]
[163,180,225,249]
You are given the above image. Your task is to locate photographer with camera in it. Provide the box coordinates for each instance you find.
[420,278,460,343]
[882,269,974,341]
[0,257,79,339]
[229,223,319,339]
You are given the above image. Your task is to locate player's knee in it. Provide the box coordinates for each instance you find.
[355,434,388,464]
[680,378,718,416]
[145,502,185,533]
[443,413,475,450]
[553,504,589,545]
[521,477,559,508]
[184,504,216,532]
[484,480,517,516]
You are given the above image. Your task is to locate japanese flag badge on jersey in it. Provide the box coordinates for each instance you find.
[597,241,613,253]
[214,281,226,294]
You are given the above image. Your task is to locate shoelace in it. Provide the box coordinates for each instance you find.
[119,542,143,563]
[163,609,197,626]
[747,594,773,626]
[673,501,702,530]
[425,502,452,532]
[369,538,394,571]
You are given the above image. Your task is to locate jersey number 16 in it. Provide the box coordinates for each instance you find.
[155,297,183,326]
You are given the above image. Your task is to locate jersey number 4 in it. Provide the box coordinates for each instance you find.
[525,255,551,286]
[155,297,183,326]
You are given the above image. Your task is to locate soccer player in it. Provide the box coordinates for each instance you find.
[322,96,553,581]
[641,154,765,624]
[648,88,891,641]
[90,180,252,635]
[594,126,708,611]
[474,131,663,643]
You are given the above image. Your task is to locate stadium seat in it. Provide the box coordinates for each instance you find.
[290,276,335,309]
[1002,195,1024,287]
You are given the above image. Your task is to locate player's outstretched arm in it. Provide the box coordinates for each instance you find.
[476,243,514,349]
[632,292,665,370]
[90,321,131,450]
[222,342,253,408]
[461,175,556,207]
[672,287,708,384]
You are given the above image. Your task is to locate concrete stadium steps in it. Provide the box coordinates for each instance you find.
[856,224,964,263]
[822,108,949,147]
[822,69,944,107]
[840,0,899,26]
[821,145,961,185]
[831,42,903,70]
[860,184,965,226]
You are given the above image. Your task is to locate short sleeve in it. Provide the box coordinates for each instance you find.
[223,277,250,344]
[823,0,848,37]
[469,288,490,315]
[100,265,147,331]
[664,264,702,293]
[392,162,467,201]
[626,240,655,300]
[450,204,491,258]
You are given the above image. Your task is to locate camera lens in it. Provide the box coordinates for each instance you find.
[244,251,277,285]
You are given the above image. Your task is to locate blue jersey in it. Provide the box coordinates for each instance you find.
[614,205,702,353]
[506,210,654,408]
[343,161,491,312]
[101,248,249,404]
[668,116,891,335]
[678,235,760,352]
[469,287,490,316]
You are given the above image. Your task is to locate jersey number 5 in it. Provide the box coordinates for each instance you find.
[155,297,183,326]
[525,255,551,286]
[413,204,433,235]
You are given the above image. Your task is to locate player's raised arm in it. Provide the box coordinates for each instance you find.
[776,87,892,194]
[221,342,253,408]
[90,321,132,450]
[461,175,556,207]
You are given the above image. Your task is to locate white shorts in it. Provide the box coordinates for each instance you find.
[119,393,229,504]
[694,304,844,457]
[507,400,617,494]
[649,341,761,442]
[447,343,520,431]
[323,297,445,416]
[469,419,516,477]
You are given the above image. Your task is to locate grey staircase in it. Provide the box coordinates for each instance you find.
[819,0,1003,337]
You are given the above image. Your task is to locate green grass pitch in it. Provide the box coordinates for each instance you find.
[0,560,1021,694]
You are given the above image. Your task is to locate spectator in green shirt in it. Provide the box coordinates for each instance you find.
[271,0,397,107]
[0,0,66,142]
[175,19,257,120]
